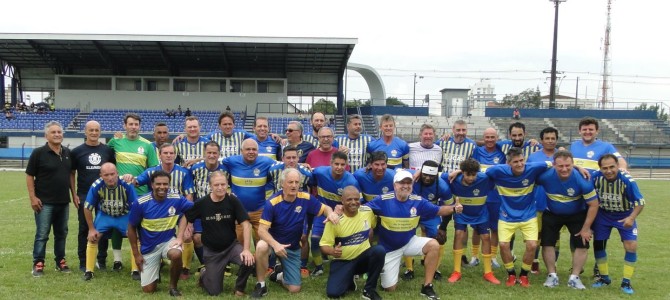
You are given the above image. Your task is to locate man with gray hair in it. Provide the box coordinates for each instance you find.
[284,121,315,163]
[26,121,73,277]
[408,123,443,170]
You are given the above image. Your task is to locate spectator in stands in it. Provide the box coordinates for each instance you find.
[4,101,10,111]
[5,110,15,121]
[184,107,192,117]
[225,105,231,112]
[297,113,305,121]
[165,109,171,118]
[329,116,334,127]
[513,108,521,120]
[50,102,55,112]
[177,105,182,116]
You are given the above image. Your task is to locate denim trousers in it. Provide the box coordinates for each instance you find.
[33,203,69,264]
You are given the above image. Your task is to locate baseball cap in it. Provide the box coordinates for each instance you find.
[393,169,413,183]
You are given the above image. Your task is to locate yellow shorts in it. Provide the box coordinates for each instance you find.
[536,211,543,232]
[498,218,538,243]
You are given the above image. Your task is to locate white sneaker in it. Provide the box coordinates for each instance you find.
[468,257,480,267]
[491,259,501,269]
[544,274,559,288]
[568,277,586,290]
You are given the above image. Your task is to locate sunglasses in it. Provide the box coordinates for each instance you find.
[286,128,297,133]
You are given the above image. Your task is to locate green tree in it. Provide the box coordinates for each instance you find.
[345,99,370,108]
[635,102,668,121]
[310,98,337,114]
[501,88,542,108]
[386,97,407,106]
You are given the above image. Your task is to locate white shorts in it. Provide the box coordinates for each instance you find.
[140,237,182,287]
[381,235,432,288]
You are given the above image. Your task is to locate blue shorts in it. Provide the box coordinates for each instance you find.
[419,216,441,238]
[193,219,202,234]
[593,211,638,241]
[94,212,129,237]
[454,221,490,235]
[486,202,500,231]
[271,248,301,286]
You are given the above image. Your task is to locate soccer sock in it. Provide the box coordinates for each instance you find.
[533,246,540,261]
[182,241,194,269]
[594,240,609,276]
[270,256,277,268]
[86,242,98,272]
[453,249,464,273]
[111,229,123,250]
[483,254,492,274]
[195,245,204,264]
[471,244,480,259]
[258,281,266,288]
[310,237,323,267]
[404,256,414,271]
[505,262,515,276]
[437,245,446,268]
[129,247,138,272]
[491,245,498,259]
[113,249,122,262]
[300,258,307,268]
[623,251,636,280]
[520,263,531,276]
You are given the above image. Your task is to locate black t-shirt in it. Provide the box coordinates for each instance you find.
[185,194,250,251]
[70,143,116,196]
[25,143,72,204]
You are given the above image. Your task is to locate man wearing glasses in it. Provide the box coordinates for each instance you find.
[305,127,347,170]
[284,121,315,163]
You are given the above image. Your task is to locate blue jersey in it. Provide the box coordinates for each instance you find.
[527,150,556,212]
[449,173,493,225]
[260,191,326,250]
[310,166,361,208]
[438,137,476,173]
[592,171,645,217]
[335,134,373,172]
[367,137,409,169]
[190,161,229,199]
[174,136,209,166]
[208,129,254,159]
[537,169,598,215]
[85,177,137,217]
[221,155,275,212]
[353,168,395,203]
[266,162,312,195]
[411,174,453,206]
[284,141,316,163]
[128,193,194,254]
[570,140,622,173]
[136,165,196,197]
[472,146,505,204]
[497,140,541,160]
[254,136,282,161]
[485,162,550,222]
[365,193,440,251]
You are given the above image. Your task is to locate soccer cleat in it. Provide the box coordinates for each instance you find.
[433,270,443,280]
[543,274,559,288]
[568,277,586,290]
[402,269,415,280]
[420,283,440,300]
[32,262,45,277]
[483,272,501,285]
[310,266,324,277]
[505,275,517,287]
[491,259,501,269]
[180,268,191,280]
[362,289,382,300]
[97,261,107,271]
[592,276,611,288]
[251,282,268,298]
[197,267,205,288]
[461,255,469,266]
[448,271,462,283]
[531,262,540,274]
[269,264,283,282]
[131,270,141,281]
[518,275,530,288]
[83,271,94,281]
[621,281,634,294]
[300,267,309,278]
[592,265,600,279]
[469,257,480,267]
[55,259,71,273]
[168,288,182,297]
[112,261,122,271]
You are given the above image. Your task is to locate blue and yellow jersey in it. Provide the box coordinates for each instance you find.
[108,137,159,195]
[364,193,440,251]
[310,166,361,208]
[320,206,376,261]
[190,161,229,199]
[411,174,453,206]
[128,193,193,254]
[207,129,254,159]
[449,172,493,225]
[367,137,409,169]
[221,155,275,212]
[335,134,373,172]
[254,136,282,161]
[261,191,326,250]
[592,171,645,216]
[472,146,506,204]
[266,162,312,196]
[136,165,195,197]
[527,150,555,212]
[537,168,597,215]
[353,168,395,203]
[570,140,622,173]
[485,162,550,222]
[438,137,476,173]
[497,140,541,160]
[85,177,137,217]
[285,140,316,163]
[174,136,209,166]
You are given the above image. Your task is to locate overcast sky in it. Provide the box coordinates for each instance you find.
[4,0,669,112]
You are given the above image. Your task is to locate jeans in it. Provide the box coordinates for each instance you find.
[77,195,108,267]
[33,203,69,264]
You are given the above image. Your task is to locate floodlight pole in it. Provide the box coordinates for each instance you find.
[549,0,566,109]
[413,73,423,107]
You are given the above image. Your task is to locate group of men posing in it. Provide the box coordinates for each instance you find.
[26,110,644,298]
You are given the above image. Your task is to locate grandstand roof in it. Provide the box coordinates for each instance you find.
[0,33,357,76]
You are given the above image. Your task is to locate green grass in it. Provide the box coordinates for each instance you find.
[1,170,668,299]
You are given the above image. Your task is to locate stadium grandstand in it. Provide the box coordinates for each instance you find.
[1,33,670,174]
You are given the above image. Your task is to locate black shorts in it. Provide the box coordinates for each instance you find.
[540,210,589,249]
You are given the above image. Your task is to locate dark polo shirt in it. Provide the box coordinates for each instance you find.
[26,143,72,204]
[70,143,115,196]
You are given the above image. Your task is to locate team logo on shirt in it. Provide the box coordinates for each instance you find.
[168,206,176,216]
[137,147,145,155]
[522,179,529,186]
[253,168,260,176]
[88,153,102,165]
[410,207,417,217]
[493,157,500,164]
[295,206,303,213]
[266,146,272,153]
[473,189,480,196]
[567,188,575,197]
[297,149,303,158]
[587,151,595,158]
[391,150,398,157]
[427,193,435,201]
[337,188,343,195]
[382,186,389,193]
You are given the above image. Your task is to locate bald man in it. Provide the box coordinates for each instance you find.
[70,120,116,272]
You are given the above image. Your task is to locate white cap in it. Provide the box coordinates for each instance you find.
[393,169,413,183]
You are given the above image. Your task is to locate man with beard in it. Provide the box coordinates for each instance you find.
[335,114,373,172]
[438,120,476,173]
[498,122,541,160]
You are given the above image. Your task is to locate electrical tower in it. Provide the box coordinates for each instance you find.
[600,0,613,108]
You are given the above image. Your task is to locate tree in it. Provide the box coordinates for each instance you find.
[309,98,337,114]
[635,102,668,121]
[346,99,370,108]
[386,97,407,107]
[501,88,542,108]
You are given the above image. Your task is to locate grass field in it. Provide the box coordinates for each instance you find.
[1,170,668,299]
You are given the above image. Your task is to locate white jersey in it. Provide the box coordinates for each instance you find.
[408,142,443,170]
